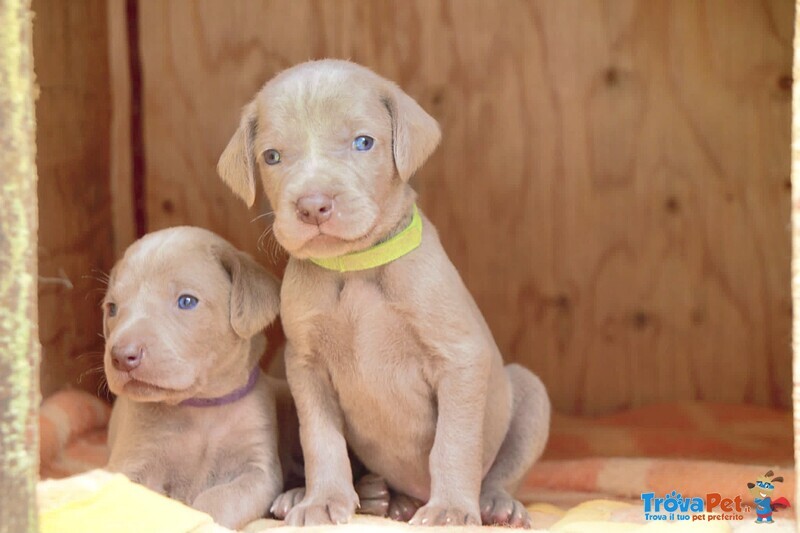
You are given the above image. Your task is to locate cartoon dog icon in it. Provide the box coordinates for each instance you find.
[747,470,791,523]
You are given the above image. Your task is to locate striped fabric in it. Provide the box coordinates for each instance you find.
[38,389,795,528]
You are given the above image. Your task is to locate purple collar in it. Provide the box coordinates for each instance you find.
[179,366,260,407]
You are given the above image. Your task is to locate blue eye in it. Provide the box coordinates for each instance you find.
[177,294,199,310]
[264,149,281,165]
[353,135,374,151]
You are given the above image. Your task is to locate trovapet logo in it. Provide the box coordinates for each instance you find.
[746,470,791,524]
[641,470,792,524]
[641,491,746,522]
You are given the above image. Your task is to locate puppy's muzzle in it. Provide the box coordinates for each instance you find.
[111,343,145,372]
[296,193,334,226]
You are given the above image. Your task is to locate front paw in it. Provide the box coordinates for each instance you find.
[284,490,358,526]
[410,503,480,527]
[270,487,305,520]
[480,491,532,528]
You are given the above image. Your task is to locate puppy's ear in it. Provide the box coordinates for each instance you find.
[772,477,784,483]
[217,101,259,207]
[216,246,280,339]
[747,483,756,489]
[382,83,441,182]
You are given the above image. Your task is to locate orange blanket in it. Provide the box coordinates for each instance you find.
[546,402,793,465]
[39,389,795,505]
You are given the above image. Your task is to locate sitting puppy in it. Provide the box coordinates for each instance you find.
[103,226,287,529]
[217,60,551,528]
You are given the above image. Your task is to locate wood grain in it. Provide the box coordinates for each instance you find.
[0,0,40,528]
[108,0,137,257]
[33,0,115,398]
[136,0,793,414]
[792,0,800,510]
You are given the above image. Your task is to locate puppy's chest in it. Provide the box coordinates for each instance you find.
[153,398,270,499]
[310,277,433,402]
[313,278,417,360]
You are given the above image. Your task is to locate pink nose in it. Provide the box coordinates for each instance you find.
[296,194,334,225]
[111,343,144,372]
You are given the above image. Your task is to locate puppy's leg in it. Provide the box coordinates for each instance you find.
[283,346,359,526]
[107,453,167,496]
[192,465,281,530]
[480,365,549,528]
[410,366,488,527]
[273,473,391,520]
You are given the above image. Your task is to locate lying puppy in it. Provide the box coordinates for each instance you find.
[103,226,389,527]
[218,60,550,528]
[103,226,289,529]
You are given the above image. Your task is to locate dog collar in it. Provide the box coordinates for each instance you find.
[309,205,422,272]
[179,366,259,407]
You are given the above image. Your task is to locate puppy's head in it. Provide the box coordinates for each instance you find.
[102,227,280,404]
[217,59,440,259]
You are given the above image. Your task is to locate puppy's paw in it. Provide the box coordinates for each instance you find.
[409,503,480,527]
[283,491,358,526]
[270,487,305,520]
[388,492,424,522]
[354,473,389,517]
[480,491,532,529]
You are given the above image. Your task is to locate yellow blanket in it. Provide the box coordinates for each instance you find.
[41,470,777,533]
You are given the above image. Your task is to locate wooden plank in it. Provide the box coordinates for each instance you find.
[137,0,793,414]
[33,0,115,398]
[108,0,137,257]
[791,0,800,511]
[0,0,39,529]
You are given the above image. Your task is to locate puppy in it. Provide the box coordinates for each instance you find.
[103,226,287,529]
[102,226,389,527]
[217,60,551,528]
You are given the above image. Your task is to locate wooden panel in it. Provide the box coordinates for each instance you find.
[33,0,115,398]
[137,0,793,414]
[108,0,137,257]
[0,0,40,528]
[792,0,800,511]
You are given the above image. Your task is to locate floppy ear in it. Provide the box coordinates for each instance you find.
[747,483,756,489]
[217,101,259,207]
[772,477,784,483]
[382,83,441,182]
[216,246,280,339]
[766,470,775,477]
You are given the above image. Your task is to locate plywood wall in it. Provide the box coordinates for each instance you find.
[35,0,793,414]
[33,0,115,398]
[132,0,793,415]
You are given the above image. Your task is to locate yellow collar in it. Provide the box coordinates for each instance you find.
[309,205,422,272]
